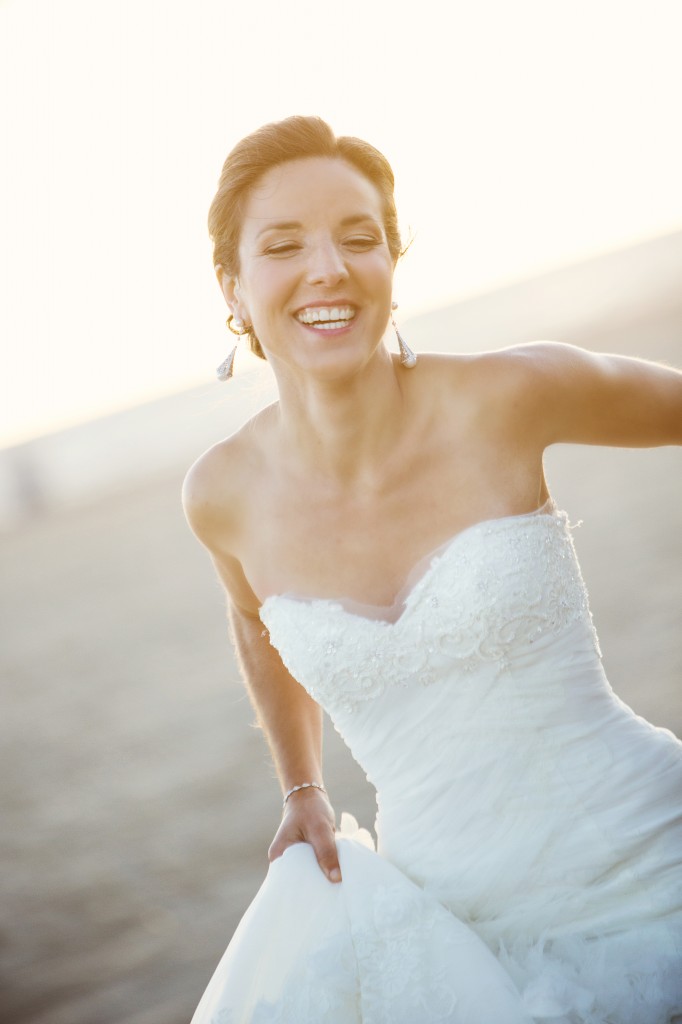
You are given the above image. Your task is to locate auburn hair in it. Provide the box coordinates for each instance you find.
[207,115,403,359]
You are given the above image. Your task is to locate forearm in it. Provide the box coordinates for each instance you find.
[229,602,324,794]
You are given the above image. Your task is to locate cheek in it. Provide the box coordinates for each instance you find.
[367,246,394,277]
[364,256,394,299]
[241,267,289,319]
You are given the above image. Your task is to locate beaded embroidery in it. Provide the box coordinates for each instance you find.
[260,510,600,717]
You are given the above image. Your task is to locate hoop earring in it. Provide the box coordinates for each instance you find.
[391,306,417,368]
[227,314,250,336]
[217,315,251,381]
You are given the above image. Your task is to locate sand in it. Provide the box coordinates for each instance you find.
[1,237,681,1024]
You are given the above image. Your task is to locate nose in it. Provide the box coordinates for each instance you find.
[305,239,349,287]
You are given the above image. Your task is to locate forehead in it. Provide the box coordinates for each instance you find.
[240,157,384,236]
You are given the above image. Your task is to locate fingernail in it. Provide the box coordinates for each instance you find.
[329,868,342,883]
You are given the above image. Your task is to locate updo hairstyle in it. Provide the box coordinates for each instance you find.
[207,115,403,360]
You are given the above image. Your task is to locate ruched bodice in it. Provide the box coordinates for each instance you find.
[193,506,682,1024]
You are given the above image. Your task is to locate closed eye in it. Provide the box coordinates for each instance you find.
[263,242,302,256]
[263,235,381,257]
[344,235,381,250]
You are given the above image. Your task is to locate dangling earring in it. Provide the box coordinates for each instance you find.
[216,348,236,382]
[391,301,417,368]
[216,314,250,381]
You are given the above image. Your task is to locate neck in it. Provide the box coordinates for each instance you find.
[272,346,408,487]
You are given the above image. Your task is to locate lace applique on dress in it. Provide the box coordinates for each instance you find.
[206,817,531,1024]
[260,509,600,716]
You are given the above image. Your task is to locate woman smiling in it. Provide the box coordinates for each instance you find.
[183,115,682,1023]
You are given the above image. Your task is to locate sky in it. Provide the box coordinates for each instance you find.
[1,0,682,448]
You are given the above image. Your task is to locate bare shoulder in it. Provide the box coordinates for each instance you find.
[407,342,563,381]
[184,403,275,522]
[422,340,682,447]
[409,342,590,446]
[425,340,578,386]
[406,343,562,410]
[464,340,579,403]
[181,404,277,612]
[475,339,597,379]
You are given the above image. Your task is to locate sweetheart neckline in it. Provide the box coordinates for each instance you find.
[260,499,563,627]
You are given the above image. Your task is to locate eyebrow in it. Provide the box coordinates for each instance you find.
[255,214,381,239]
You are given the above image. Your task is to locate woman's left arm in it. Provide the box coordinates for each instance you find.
[508,341,682,448]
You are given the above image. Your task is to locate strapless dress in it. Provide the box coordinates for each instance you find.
[191,503,682,1024]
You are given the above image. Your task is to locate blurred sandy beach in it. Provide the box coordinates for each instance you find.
[1,234,681,1024]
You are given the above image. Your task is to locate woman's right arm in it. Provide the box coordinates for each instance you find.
[182,452,342,883]
[228,601,342,882]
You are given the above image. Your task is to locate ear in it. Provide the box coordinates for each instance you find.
[215,265,248,321]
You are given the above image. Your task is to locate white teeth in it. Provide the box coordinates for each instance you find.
[297,306,356,325]
[310,322,348,330]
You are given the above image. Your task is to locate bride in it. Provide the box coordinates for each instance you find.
[182,115,682,1023]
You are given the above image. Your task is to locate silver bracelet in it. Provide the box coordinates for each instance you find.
[282,781,326,807]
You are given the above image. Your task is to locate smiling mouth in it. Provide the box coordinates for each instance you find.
[296,306,357,329]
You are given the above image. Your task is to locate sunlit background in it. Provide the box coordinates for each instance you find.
[2,4,682,1024]
[1,0,682,448]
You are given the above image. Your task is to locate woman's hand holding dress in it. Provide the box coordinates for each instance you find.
[268,787,342,883]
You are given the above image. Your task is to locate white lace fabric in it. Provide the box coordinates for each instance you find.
[192,507,682,1024]
[260,505,600,715]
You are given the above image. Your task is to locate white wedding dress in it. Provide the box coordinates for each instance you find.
[191,503,682,1024]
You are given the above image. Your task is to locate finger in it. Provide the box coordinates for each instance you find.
[268,823,310,862]
[310,834,342,883]
[268,836,295,862]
